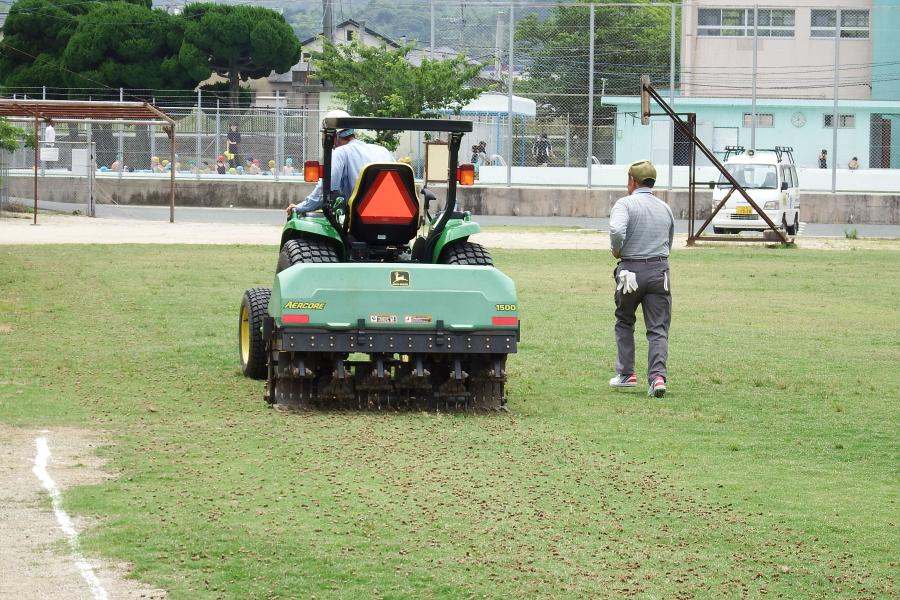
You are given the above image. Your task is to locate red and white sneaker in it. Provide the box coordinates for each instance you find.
[648,376,667,398]
[609,373,638,388]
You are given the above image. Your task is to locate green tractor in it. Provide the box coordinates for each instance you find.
[238,116,519,410]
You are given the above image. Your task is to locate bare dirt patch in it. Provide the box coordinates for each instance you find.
[0,424,166,599]
[3,213,899,251]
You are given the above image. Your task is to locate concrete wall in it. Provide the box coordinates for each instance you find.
[7,174,898,224]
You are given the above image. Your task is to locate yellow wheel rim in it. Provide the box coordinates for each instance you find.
[239,303,251,365]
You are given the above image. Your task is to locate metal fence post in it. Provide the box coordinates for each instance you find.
[215,100,221,158]
[832,8,840,193]
[587,4,595,188]
[750,4,758,152]
[506,3,514,186]
[565,113,571,167]
[669,2,676,189]
[275,98,282,182]
[196,89,202,179]
[88,141,96,217]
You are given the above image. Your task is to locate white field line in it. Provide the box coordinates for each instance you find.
[32,436,110,600]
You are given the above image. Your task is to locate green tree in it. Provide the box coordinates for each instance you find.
[515,1,675,120]
[0,117,29,152]
[178,3,301,109]
[61,2,199,93]
[312,39,487,148]
[0,0,151,92]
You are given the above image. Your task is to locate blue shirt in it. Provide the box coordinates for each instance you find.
[609,187,675,259]
[296,139,394,212]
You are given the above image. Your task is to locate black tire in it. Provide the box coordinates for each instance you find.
[439,241,493,266]
[786,214,799,236]
[277,237,340,272]
[239,287,271,380]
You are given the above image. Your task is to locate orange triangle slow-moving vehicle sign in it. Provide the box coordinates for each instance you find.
[356,170,417,225]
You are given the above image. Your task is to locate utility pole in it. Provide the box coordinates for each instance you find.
[323,0,334,44]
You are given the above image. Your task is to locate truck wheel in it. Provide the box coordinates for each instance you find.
[239,287,271,380]
[277,238,339,272]
[440,241,493,266]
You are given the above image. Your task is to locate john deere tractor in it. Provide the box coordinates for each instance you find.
[238,116,519,410]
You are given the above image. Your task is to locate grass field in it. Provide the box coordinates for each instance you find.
[1,244,897,599]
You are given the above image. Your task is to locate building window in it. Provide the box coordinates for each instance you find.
[811,9,869,38]
[823,114,856,128]
[346,30,354,42]
[743,113,775,127]
[698,8,794,37]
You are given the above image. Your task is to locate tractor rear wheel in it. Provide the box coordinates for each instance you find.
[239,287,271,380]
[440,241,493,266]
[277,238,339,272]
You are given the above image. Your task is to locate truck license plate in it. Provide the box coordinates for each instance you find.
[736,206,752,215]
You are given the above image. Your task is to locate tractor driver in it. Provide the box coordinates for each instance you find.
[286,110,393,216]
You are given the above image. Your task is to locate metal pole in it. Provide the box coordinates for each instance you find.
[832,8,840,193]
[196,89,202,179]
[42,85,46,100]
[215,100,221,157]
[587,4,595,188]
[169,126,175,223]
[751,4,758,151]
[430,0,435,59]
[89,141,95,217]
[275,98,282,182]
[506,3,513,186]
[33,114,39,225]
[565,113,570,167]
[668,2,676,190]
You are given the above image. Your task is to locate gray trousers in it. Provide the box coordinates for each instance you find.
[613,259,671,384]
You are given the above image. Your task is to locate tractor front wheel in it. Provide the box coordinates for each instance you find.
[239,287,271,380]
[439,241,493,266]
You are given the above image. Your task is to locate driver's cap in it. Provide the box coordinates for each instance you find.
[324,109,355,138]
[628,159,657,184]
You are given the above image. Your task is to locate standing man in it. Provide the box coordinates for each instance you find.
[608,159,674,398]
[532,133,552,166]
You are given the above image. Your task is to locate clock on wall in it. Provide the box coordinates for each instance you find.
[791,112,807,128]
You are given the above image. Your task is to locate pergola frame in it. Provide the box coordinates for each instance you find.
[0,99,176,224]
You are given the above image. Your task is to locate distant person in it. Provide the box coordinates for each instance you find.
[44,119,55,146]
[268,159,277,176]
[150,156,163,173]
[225,123,241,167]
[848,156,859,170]
[282,157,295,176]
[532,133,552,166]
[110,155,124,172]
[608,159,674,399]
[818,149,828,169]
[216,155,227,174]
[246,159,261,175]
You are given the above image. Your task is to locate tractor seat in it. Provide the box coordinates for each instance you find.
[346,162,419,246]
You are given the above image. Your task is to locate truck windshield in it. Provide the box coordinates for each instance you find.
[717,164,778,189]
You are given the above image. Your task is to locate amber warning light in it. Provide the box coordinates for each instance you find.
[304,161,324,182]
[457,164,475,186]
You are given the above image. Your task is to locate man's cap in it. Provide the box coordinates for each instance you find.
[628,159,657,183]
[337,128,355,139]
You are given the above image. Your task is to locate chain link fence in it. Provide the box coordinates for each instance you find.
[2,2,899,199]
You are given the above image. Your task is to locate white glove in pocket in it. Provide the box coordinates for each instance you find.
[616,269,638,294]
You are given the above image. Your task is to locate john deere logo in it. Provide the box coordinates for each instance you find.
[390,271,410,287]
